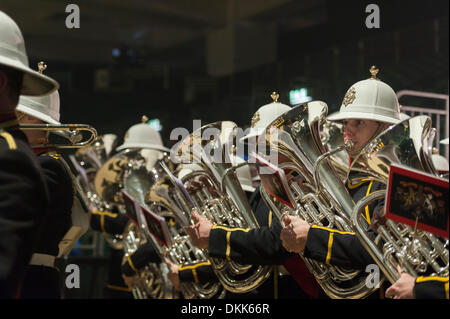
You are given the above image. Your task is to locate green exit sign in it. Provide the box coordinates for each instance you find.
[289,88,312,105]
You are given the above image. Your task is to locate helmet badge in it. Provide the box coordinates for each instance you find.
[251,111,260,127]
[342,87,356,107]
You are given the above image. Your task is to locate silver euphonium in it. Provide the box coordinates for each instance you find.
[349,115,449,285]
[111,148,179,299]
[142,159,226,299]
[171,121,273,294]
[258,101,380,299]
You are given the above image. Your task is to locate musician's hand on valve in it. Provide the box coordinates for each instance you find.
[186,210,212,249]
[385,266,415,299]
[165,258,181,291]
[280,214,310,253]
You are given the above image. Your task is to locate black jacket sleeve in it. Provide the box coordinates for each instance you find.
[34,155,73,256]
[304,225,375,268]
[208,193,292,265]
[121,242,161,276]
[414,276,449,299]
[303,178,384,269]
[178,261,218,284]
[90,209,129,235]
[0,133,49,298]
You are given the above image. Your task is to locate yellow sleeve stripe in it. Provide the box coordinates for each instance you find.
[311,224,355,235]
[416,276,449,283]
[106,284,132,292]
[93,210,118,233]
[446,282,449,299]
[363,180,374,225]
[268,210,273,227]
[100,214,106,233]
[347,178,374,189]
[446,282,449,300]
[127,255,138,273]
[226,231,231,261]
[178,261,212,271]
[192,268,199,284]
[93,210,118,218]
[0,132,17,150]
[210,225,251,261]
[211,225,251,233]
[325,233,334,264]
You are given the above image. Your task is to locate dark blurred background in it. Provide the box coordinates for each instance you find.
[1,0,448,147]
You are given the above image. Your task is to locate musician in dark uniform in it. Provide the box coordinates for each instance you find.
[89,200,132,298]
[280,67,403,298]
[186,95,321,299]
[94,121,171,298]
[0,10,58,298]
[385,137,449,300]
[15,86,74,298]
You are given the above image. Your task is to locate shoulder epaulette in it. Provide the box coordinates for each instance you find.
[0,130,17,150]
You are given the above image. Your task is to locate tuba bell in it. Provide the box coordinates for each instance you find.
[170,121,273,294]
[350,115,449,284]
[257,101,381,299]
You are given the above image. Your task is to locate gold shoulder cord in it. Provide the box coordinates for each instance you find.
[0,130,17,150]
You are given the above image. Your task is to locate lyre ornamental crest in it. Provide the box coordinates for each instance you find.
[251,111,260,128]
[38,61,47,74]
[343,87,356,107]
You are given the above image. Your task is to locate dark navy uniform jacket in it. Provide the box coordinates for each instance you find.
[20,151,73,299]
[0,117,49,298]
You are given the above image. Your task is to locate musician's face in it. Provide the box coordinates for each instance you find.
[343,119,380,154]
[16,112,47,145]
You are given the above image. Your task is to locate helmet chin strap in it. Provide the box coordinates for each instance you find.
[348,122,388,157]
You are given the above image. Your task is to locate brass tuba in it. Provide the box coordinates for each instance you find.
[350,115,449,284]
[102,147,179,299]
[257,101,380,299]
[141,159,226,299]
[170,121,273,294]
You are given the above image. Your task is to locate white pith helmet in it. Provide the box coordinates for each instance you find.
[432,153,449,173]
[0,11,58,96]
[102,134,119,156]
[327,66,401,125]
[240,92,291,142]
[116,116,170,152]
[17,90,60,124]
[399,112,410,121]
[177,163,202,180]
